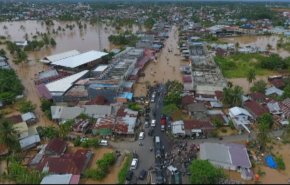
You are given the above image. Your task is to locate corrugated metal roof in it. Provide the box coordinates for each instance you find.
[93,65,108,72]
[41,174,72,184]
[51,50,108,68]
[200,143,231,164]
[19,134,40,150]
[45,70,88,93]
[44,50,80,63]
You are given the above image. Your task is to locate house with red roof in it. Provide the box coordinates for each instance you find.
[45,138,68,156]
[183,119,215,137]
[243,100,269,119]
[36,149,93,175]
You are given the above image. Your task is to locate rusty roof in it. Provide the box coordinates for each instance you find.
[46,138,67,156]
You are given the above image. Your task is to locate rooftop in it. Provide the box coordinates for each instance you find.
[51,50,108,68]
[42,50,80,64]
[45,70,88,94]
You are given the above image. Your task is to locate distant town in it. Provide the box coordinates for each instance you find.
[1,1,290,184]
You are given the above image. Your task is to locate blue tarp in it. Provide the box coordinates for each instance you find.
[120,92,133,100]
[265,155,277,169]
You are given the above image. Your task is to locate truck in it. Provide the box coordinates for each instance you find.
[160,116,166,131]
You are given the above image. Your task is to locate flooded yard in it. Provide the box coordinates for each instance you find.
[134,25,189,97]
[0,20,144,60]
[260,143,290,184]
[221,35,290,58]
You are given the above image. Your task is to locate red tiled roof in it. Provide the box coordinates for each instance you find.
[183,75,192,83]
[181,95,194,106]
[244,100,269,118]
[85,95,108,105]
[215,91,223,101]
[36,149,91,175]
[116,108,127,117]
[249,92,267,102]
[113,123,128,134]
[46,138,67,156]
[269,78,285,89]
[5,115,23,124]
[183,120,214,130]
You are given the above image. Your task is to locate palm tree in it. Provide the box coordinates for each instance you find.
[0,119,20,152]
[247,69,256,91]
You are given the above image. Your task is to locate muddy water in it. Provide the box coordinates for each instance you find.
[134,25,189,97]
[0,20,144,60]
[221,35,290,58]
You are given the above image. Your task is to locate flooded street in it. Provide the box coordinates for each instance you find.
[221,35,290,58]
[134,25,188,97]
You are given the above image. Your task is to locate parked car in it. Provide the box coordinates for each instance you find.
[130,158,139,170]
[139,170,148,180]
[99,139,108,146]
[151,119,156,127]
[126,171,134,181]
[144,121,149,128]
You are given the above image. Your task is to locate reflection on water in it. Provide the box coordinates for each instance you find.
[0,20,144,60]
[221,35,290,58]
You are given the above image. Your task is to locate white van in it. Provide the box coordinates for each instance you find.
[139,132,145,140]
[99,139,108,146]
[151,119,156,127]
[130,158,139,170]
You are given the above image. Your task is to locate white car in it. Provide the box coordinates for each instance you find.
[99,139,108,146]
[151,119,156,127]
[130,158,139,170]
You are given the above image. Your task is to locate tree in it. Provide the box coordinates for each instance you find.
[250,80,267,93]
[18,100,35,113]
[0,119,20,152]
[162,104,179,116]
[283,84,290,99]
[222,85,243,107]
[38,126,59,140]
[256,113,273,151]
[144,17,155,30]
[189,160,225,184]
[246,69,256,88]
[50,38,56,46]
[212,117,224,128]
[59,120,73,139]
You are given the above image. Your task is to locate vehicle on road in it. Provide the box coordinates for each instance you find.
[139,169,148,180]
[99,139,108,146]
[139,132,145,140]
[160,116,166,131]
[130,158,139,170]
[144,121,149,128]
[126,170,134,181]
[154,136,162,158]
[151,119,156,127]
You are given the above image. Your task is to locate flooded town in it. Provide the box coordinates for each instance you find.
[1,0,290,184]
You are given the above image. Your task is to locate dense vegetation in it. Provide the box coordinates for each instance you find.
[189,160,225,184]
[118,154,132,184]
[108,31,139,47]
[85,152,116,180]
[215,54,290,78]
[4,160,45,184]
[0,69,23,104]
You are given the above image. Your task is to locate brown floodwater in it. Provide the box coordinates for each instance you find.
[134,25,189,97]
[0,20,144,60]
[221,35,290,58]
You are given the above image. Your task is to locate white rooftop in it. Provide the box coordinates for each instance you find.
[93,65,108,72]
[41,174,72,184]
[44,50,80,63]
[45,70,88,93]
[229,106,252,118]
[51,50,108,68]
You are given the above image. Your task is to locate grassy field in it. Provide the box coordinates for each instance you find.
[215,53,275,78]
